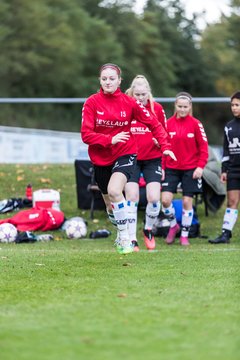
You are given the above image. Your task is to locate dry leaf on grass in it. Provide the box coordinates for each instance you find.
[31,168,39,173]
[40,178,51,184]
[117,293,127,298]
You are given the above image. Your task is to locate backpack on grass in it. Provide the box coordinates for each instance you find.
[152,199,201,238]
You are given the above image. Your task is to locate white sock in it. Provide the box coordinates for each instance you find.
[162,203,177,227]
[111,200,129,240]
[127,200,138,241]
[145,201,160,230]
[181,208,193,237]
[223,208,238,231]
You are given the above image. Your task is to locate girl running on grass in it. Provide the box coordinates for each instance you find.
[124,75,167,251]
[81,64,176,254]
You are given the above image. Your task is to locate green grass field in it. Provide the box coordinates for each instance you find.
[0,164,239,360]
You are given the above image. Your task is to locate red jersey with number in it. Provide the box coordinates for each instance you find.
[130,101,167,160]
[81,88,171,166]
[165,114,208,169]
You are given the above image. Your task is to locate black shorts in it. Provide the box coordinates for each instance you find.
[161,168,203,196]
[94,154,137,194]
[128,158,162,184]
[227,177,240,191]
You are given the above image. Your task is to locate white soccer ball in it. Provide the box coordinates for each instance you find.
[65,217,87,239]
[0,223,18,243]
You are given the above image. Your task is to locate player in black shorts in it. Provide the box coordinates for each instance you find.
[81,64,175,255]
[161,92,208,246]
[124,75,168,251]
[209,91,240,244]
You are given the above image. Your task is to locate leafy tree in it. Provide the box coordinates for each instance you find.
[138,9,176,95]
[85,0,176,94]
[78,1,145,90]
[0,0,85,96]
[197,0,240,144]
[0,0,123,130]
[79,15,123,96]
[201,0,240,95]
[79,0,138,17]
[143,0,216,96]
[0,0,123,98]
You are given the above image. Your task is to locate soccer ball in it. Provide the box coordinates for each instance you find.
[65,217,87,239]
[0,223,18,243]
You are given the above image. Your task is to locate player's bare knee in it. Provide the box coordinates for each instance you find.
[107,187,121,202]
[161,195,171,208]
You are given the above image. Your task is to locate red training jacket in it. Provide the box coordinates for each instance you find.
[0,208,65,231]
[130,101,167,160]
[81,88,171,166]
[164,114,208,170]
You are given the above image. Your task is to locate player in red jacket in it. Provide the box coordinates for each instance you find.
[161,92,208,246]
[81,63,176,254]
[124,75,167,251]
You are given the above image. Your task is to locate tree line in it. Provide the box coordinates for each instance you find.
[0,0,239,143]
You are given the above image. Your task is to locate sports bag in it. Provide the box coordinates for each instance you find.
[153,199,201,238]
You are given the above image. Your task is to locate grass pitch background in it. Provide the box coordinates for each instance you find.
[0,164,239,360]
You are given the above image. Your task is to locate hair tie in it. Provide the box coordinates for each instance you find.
[100,63,121,76]
[176,94,192,102]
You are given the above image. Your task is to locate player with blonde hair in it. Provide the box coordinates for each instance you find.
[125,75,168,251]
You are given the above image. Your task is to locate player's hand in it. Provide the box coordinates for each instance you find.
[193,167,203,179]
[221,172,227,183]
[112,132,130,145]
[163,150,177,161]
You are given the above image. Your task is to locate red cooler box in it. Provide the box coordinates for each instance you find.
[33,189,60,210]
